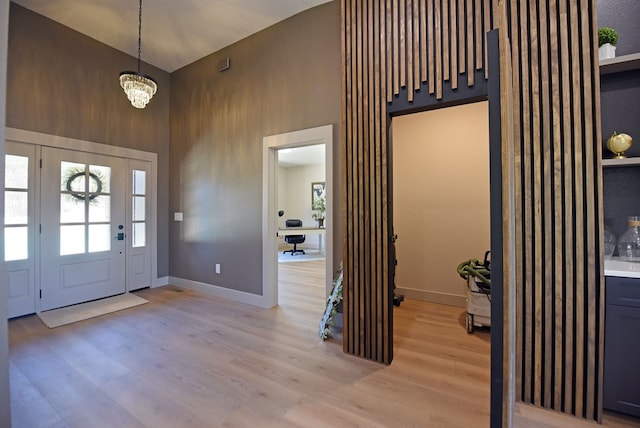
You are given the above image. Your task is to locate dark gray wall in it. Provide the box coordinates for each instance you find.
[599,0,640,238]
[6,3,170,277]
[597,0,640,56]
[169,2,341,294]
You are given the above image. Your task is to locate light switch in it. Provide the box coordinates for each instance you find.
[174,212,183,221]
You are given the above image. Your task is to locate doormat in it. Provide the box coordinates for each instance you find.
[37,293,148,328]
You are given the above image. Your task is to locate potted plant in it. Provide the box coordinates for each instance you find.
[312,194,326,228]
[598,27,618,60]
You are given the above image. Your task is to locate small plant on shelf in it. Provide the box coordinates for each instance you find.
[598,27,618,47]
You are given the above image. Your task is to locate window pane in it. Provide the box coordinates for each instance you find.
[5,191,28,225]
[60,225,85,255]
[60,194,85,224]
[133,196,145,221]
[61,161,86,192]
[89,165,111,193]
[89,195,110,223]
[133,222,146,247]
[5,226,28,261]
[133,170,146,195]
[5,155,28,189]
[89,224,111,253]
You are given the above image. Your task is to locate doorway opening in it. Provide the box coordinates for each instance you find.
[262,125,333,308]
[389,101,491,415]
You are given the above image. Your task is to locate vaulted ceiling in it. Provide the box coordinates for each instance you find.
[12,0,333,72]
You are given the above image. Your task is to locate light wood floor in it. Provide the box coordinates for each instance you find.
[8,260,637,427]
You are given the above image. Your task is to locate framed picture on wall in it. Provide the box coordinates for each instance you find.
[311,182,326,209]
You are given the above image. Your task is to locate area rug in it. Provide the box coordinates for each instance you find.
[37,293,148,328]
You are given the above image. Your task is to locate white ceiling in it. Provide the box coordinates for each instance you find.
[278,144,324,168]
[12,0,333,72]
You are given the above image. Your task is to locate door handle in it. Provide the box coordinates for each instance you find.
[115,232,125,240]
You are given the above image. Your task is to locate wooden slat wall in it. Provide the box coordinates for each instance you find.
[340,0,603,422]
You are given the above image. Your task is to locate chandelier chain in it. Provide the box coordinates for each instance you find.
[137,0,142,73]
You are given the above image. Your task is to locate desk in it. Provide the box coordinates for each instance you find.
[278,227,326,253]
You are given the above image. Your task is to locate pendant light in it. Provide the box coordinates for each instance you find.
[119,0,157,108]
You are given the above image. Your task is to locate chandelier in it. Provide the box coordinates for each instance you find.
[119,0,157,108]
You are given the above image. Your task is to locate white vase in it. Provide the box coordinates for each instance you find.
[599,43,616,60]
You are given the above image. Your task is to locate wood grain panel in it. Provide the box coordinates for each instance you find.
[341,0,603,422]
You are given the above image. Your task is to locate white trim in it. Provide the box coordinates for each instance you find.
[262,125,333,308]
[5,127,160,298]
[169,276,271,308]
[6,128,157,162]
[396,287,466,308]
[153,276,170,287]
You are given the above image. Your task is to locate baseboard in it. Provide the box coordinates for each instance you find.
[152,276,169,288]
[169,276,272,308]
[396,287,466,308]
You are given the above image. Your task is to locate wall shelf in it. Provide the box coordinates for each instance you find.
[602,157,640,167]
[600,53,640,75]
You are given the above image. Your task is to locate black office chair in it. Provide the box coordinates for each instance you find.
[283,219,306,255]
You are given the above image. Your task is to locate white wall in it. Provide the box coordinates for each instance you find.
[277,163,325,250]
[0,0,11,423]
[392,101,490,307]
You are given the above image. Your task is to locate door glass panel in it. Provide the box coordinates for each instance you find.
[133,170,146,194]
[60,225,85,255]
[132,222,145,247]
[5,191,28,225]
[61,161,86,192]
[133,196,145,221]
[60,194,86,223]
[5,155,28,188]
[5,226,28,261]
[90,165,111,193]
[89,195,111,222]
[88,224,111,253]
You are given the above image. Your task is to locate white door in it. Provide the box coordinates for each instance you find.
[5,142,37,317]
[40,147,127,311]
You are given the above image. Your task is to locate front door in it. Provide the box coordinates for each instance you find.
[40,147,127,311]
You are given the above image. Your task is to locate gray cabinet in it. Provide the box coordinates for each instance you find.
[604,276,640,417]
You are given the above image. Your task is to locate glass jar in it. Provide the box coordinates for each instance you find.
[604,227,617,259]
[617,216,640,261]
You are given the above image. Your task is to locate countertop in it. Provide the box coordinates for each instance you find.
[604,257,640,278]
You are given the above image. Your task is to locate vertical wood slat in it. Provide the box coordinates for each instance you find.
[413,0,421,92]
[406,0,414,101]
[538,0,553,409]
[342,2,603,422]
[458,0,465,74]
[419,0,427,83]
[450,0,458,89]
[466,0,474,86]
[548,0,564,412]
[442,0,449,82]
[427,0,435,94]
[474,0,482,70]
[560,0,575,414]
[483,0,490,79]
[435,0,442,98]
[387,0,393,102]
[511,0,525,402]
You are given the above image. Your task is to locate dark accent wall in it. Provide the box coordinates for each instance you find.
[6,3,171,277]
[599,0,640,238]
[597,0,640,57]
[169,2,341,294]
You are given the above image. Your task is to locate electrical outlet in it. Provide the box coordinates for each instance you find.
[215,264,221,274]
